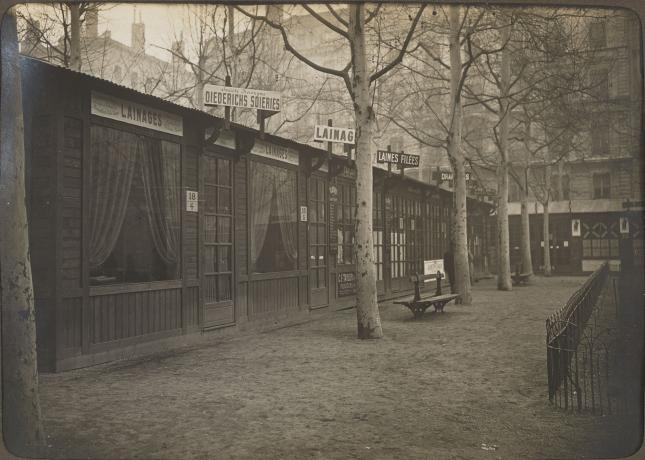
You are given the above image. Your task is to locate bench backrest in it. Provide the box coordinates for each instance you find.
[410,271,444,300]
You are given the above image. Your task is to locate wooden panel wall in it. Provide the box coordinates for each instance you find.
[29,115,58,368]
[235,159,248,276]
[90,288,182,344]
[60,297,83,350]
[184,286,200,327]
[183,147,199,280]
[248,277,299,317]
[62,117,83,290]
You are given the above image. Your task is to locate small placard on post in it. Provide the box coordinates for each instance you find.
[186,190,198,212]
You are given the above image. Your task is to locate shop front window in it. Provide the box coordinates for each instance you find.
[89,125,181,285]
[250,161,298,273]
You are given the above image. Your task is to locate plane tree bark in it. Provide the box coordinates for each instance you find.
[237,4,426,338]
[1,8,46,455]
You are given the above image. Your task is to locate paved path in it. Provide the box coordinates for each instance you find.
[37,276,635,459]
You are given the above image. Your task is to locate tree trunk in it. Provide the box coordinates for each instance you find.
[69,3,81,71]
[349,4,382,339]
[227,5,236,121]
[496,21,512,291]
[520,168,533,275]
[447,5,472,305]
[0,8,46,455]
[543,200,552,276]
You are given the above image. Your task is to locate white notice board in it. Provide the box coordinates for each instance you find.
[424,259,445,280]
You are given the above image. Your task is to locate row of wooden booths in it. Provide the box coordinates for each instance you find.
[22,57,494,372]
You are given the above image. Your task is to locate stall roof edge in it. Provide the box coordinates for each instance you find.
[20,55,491,207]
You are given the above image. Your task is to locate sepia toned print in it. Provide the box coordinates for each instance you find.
[2,2,643,458]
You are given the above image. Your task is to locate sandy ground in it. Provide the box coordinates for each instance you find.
[33,276,642,459]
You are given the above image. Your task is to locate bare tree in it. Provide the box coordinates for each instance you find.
[1,7,46,455]
[237,4,426,338]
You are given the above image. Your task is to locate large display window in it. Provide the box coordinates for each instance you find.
[88,125,181,285]
[249,161,298,273]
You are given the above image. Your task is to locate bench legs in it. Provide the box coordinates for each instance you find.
[433,301,450,313]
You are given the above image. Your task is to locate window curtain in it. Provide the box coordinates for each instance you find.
[140,139,181,276]
[250,162,275,267]
[88,127,138,269]
[275,168,298,264]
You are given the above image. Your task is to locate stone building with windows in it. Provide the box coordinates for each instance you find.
[506,10,643,274]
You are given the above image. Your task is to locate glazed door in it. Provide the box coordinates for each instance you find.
[308,175,329,308]
[202,155,234,328]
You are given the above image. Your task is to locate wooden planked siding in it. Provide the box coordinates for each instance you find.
[61,297,83,349]
[248,277,299,317]
[90,288,181,344]
[235,159,247,275]
[184,286,200,327]
[184,148,199,279]
[62,117,83,289]
[29,115,57,299]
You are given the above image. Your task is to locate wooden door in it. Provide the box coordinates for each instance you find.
[202,155,234,328]
[308,175,329,308]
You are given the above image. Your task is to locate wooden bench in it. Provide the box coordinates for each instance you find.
[394,271,460,319]
[512,267,531,286]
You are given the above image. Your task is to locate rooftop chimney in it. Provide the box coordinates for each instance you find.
[84,7,98,38]
[131,9,145,54]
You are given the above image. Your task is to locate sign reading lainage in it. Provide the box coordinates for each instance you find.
[91,91,183,136]
[313,125,355,145]
[203,84,281,112]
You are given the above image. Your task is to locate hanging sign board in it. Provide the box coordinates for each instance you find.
[91,91,183,136]
[313,125,355,145]
[376,150,420,168]
[620,217,630,234]
[440,170,471,181]
[571,219,581,237]
[203,84,281,112]
[337,272,357,297]
[186,190,198,212]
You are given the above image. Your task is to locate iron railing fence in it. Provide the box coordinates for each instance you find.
[546,262,618,413]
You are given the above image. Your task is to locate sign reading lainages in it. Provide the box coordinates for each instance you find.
[376,150,420,167]
[203,84,281,112]
[91,91,183,136]
[252,139,299,166]
[313,125,355,145]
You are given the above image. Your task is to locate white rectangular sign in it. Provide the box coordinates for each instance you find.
[91,91,183,136]
[186,190,198,212]
[203,84,281,112]
[313,125,355,145]
[300,206,308,222]
[424,259,445,279]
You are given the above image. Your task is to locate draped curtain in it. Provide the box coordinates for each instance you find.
[274,168,298,264]
[140,139,181,277]
[88,127,138,269]
[250,162,275,267]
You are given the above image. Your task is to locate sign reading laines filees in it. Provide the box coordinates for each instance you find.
[91,91,183,136]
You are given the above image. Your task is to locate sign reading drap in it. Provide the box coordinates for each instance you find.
[203,84,281,112]
[313,125,355,145]
[252,140,299,166]
[91,91,183,136]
